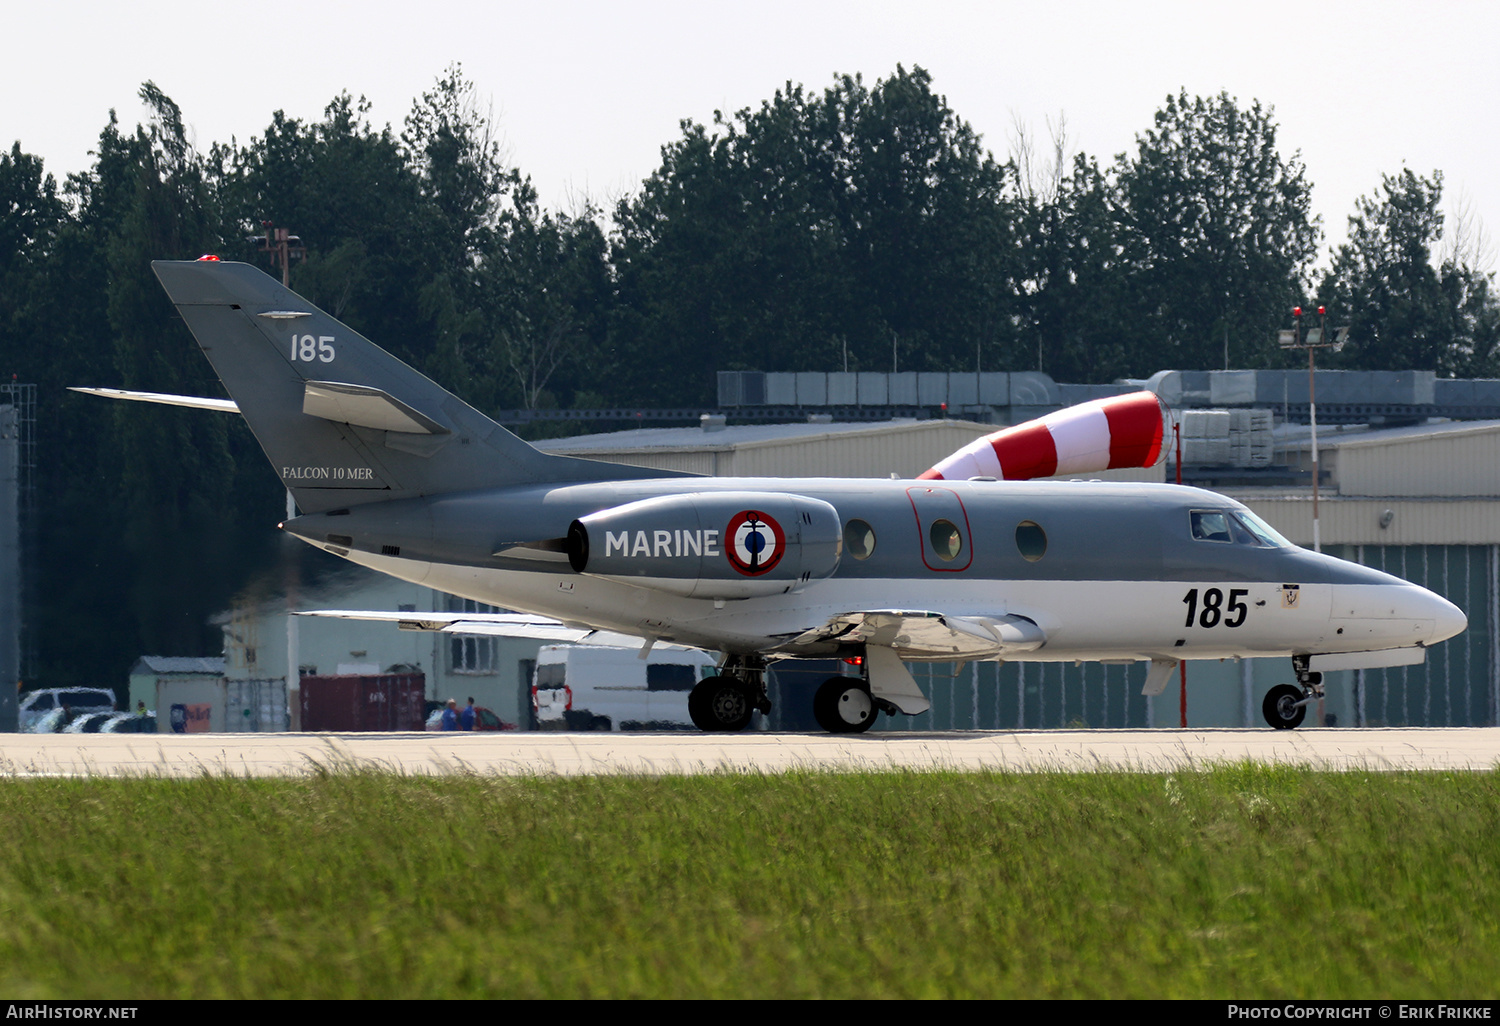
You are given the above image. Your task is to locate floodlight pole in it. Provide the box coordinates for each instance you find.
[257,222,306,288]
[1280,307,1346,554]
[255,222,308,725]
[1305,309,1321,552]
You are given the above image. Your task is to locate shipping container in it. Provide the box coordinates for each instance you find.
[300,673,426,731]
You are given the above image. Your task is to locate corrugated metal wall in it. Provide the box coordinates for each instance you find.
[1336,427,1500,496]
[1342,544,1496,727]
[878,660,1154,731]
[1247,498,1500,547]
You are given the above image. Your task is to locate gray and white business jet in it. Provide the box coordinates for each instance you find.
[80,259,1466,733]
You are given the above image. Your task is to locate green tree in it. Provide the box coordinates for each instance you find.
[20,115,148,687]
[477,184,612,410]
[1015,149,1139,383]
[104,83,260,658]
[221,94,428,363]
[0,143,66,356]
[402,64,514,267]
[609,66,1022,405]
[1113,91,1319,373]
[1318,169,1500,376]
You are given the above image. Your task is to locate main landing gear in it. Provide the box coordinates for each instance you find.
[686,653,894,734]
[1263,657,1323,730]
[813,675,879,734]
[688,655,772,732]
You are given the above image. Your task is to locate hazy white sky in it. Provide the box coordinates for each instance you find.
[7,1,1498,266]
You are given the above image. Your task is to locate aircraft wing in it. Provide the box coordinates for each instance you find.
[787,610,1047,660]
[296,609,644,647]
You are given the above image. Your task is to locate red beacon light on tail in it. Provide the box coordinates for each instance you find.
[196,254,221,261]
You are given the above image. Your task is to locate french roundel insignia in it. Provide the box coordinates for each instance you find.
[725,510,786,576]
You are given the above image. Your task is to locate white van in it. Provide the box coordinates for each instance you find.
[531,644,718,731]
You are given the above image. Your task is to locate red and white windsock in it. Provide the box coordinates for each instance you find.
[918,391,1170,481]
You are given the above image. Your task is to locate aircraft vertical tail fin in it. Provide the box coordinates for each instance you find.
[152,259,678,513]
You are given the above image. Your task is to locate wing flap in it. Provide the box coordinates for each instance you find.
[790,610,1046,660]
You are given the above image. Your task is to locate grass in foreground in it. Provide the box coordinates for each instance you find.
[0,765,1495,998]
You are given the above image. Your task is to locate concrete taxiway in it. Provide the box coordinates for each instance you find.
[3,728,1499,777]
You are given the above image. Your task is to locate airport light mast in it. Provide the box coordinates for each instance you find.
[257,221,308,725]
[256,223,306,288]
[1279,307,1348,553]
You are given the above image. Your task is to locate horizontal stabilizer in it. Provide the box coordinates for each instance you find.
[296,609,696,650]
[69,386,240,413]
[302,380,448,435]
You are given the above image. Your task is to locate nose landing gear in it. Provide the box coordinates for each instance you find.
[1263,657,1323,730]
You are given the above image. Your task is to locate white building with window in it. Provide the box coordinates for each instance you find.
[218,569,539,729]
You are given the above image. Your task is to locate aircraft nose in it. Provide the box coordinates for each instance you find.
[1425,589,1468,645]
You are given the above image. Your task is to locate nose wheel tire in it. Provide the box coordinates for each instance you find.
[1263,684,1307,730]
[689,676,755,732]
[813,676,877,734]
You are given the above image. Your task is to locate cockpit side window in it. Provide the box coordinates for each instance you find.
[1190,510,1232,543]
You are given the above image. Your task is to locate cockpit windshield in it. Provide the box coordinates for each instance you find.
[1231,509,1289,548]
[1190,509,1289,548]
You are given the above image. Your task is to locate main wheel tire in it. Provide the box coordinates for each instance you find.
[1263,683,1307,730]
[813,676,877,734]
[688,676,754,732]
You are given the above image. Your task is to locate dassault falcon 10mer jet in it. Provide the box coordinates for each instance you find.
[83,259,1467,733]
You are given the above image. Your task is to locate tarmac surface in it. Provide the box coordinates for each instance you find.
[3,727,1499,777]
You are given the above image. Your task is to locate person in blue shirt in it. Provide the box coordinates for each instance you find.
[440,699,460,731]
[461,697,476,731]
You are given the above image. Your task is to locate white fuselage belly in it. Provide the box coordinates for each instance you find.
[341,549,1446,663]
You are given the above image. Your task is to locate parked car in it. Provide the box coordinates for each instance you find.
[62,712,121,734]
[26,708,68,734]
[19,688,117,732]
[104,711,157,733]
[472,707,515,731]
[423,705,516,731]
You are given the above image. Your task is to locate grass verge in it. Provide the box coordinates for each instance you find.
[0,765,1495,998]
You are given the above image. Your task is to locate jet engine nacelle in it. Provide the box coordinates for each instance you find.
[567,491,842,599]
